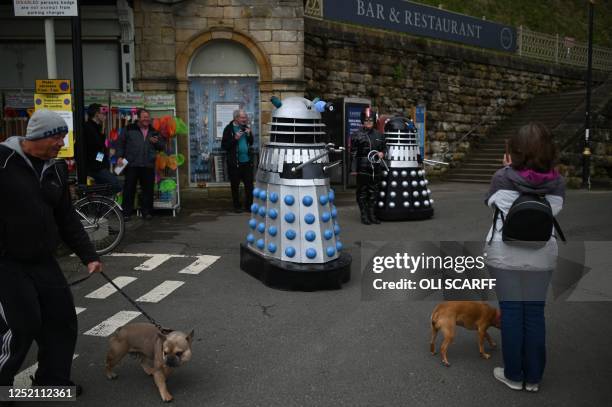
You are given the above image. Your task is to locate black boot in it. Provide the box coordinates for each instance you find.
[358,202,371,225]
[367,205,381,224]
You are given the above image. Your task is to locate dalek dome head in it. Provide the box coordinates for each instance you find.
[384,116,416,134]
[271,96,322,120]
[269,96,332,144]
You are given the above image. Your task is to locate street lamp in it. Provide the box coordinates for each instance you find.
[582,0,595,189]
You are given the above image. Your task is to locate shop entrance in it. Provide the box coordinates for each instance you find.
[188,40,260,186]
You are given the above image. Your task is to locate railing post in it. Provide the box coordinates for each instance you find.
[555,33,559,64]
[518,25,523,57]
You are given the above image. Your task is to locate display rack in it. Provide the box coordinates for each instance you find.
[145,94,181,217]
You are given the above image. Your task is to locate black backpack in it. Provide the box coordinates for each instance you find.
[488,193,566,247]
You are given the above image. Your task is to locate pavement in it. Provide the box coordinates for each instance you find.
[12,182,612,406]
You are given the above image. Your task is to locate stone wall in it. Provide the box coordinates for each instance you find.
[133,0,304,85]
[131,0,306,186]
[304,18,602,174]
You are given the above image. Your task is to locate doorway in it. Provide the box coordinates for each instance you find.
[188,40,260,186]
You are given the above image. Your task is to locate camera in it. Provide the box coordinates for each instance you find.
[240,125,248,132]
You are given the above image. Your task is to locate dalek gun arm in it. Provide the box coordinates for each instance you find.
[422,159,449,166]
[291,143,344,173]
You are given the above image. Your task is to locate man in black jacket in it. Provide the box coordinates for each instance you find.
[84,103,121,193]
[0,109,102,391]
[350,107,386,225]
[116,109,165,221]
[221,109,254,213]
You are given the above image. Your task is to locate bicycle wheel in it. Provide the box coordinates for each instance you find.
[74,196,125,255]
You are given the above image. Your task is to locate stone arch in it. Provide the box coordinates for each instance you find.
[176,27,272,82]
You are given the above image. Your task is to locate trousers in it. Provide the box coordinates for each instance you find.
[0,257,78,386]
[229,163,254,210]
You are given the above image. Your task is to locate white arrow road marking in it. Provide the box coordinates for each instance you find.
[85,276,137,299]
[136,280,185,303]
[83,311,141,337]
[134,254,174,271]
[178,255,221,275]
[75,307,86,315]
[13,354,79,389]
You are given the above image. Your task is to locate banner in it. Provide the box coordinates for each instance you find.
[324,0,517,52]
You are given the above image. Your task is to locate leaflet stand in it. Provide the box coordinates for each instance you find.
[145,94,181,217]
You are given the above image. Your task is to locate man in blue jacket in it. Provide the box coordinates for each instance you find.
[0,109,102,393]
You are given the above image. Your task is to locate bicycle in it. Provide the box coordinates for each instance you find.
[73,183,125,255]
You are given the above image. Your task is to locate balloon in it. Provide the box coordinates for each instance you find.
[174,153,185,166]
[156,152,168,171]
[153,117,162,131]
[167,155,177,170]
[159,179,176,193]
[175,117,187,135]
[109,129,119,141]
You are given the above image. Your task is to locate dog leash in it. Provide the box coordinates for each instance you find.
[68,274,92,286]
[98,271,166,333]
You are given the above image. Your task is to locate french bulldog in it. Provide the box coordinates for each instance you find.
[105,322,194,402]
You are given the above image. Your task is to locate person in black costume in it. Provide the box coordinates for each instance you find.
[350,107,386,225]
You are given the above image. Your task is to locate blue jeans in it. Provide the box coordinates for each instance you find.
[491,268,551,384]
[498,301,546,383]
[89,168,122,194]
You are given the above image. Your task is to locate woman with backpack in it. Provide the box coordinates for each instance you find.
[484,122,565,392]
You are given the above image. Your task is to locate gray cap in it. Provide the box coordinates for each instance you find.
[25,109,69,140]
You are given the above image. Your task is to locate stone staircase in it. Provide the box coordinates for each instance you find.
[446,89,589,183]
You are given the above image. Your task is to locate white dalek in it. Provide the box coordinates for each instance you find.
[376,116,434,220]
[240,96,351,290]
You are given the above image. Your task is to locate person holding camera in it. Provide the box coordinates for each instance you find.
[221,109,254,213]
[484,122,565,392]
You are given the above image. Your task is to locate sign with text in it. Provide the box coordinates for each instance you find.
[110,92,145,108]
[324,0,517,52]
[413,104,426,158]
[145,94,176,110]
[13,0,78,17]
[35,79,71,94]
[34,92,74,158]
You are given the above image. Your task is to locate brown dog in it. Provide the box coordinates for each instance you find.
[430,301,500,367]
[105,322,194,402]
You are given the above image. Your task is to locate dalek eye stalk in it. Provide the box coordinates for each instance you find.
[376,117,434,221]
[239,96,351,290]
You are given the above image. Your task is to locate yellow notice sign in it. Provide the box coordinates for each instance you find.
[34,93,74,158]
[35,79,71,94]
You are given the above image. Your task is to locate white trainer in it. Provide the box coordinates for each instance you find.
[493,367,523,391]
[525,383,540,392]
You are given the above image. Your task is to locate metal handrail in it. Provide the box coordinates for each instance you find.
[455,93,518,146]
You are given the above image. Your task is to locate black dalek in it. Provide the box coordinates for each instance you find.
[375,117,434,221]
